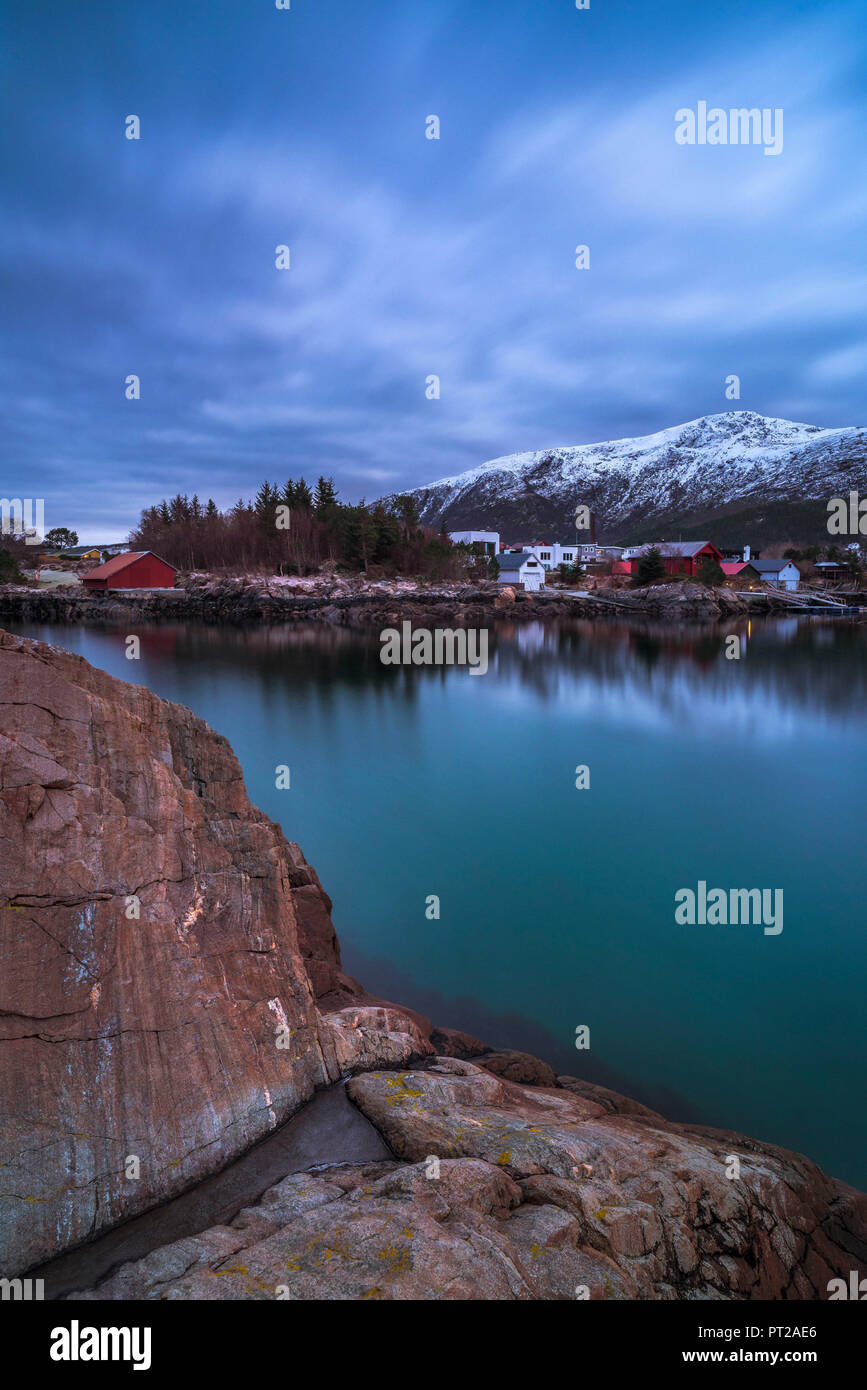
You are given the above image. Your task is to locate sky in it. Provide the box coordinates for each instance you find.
[2,0,866,541]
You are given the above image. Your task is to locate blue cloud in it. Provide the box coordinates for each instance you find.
[1,0,865,540]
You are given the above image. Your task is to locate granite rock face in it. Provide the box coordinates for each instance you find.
[69,1060,867,1301]
[0,631,426,1274]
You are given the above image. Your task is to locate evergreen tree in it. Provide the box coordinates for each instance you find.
[636,546,667,584]
[314,476,338,511]
[394,494,421,538]
[696,556,725,586]
[293,478,313,509]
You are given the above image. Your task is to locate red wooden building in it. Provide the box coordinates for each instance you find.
[617,541,724,578]
[82,551,176,591]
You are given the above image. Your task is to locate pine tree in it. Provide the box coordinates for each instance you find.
[394,494,421,538]
[294,478,313,509]
[314,476,338,511]
[255,481,278,516]
[636,546,667,584]
[696,556,725,586]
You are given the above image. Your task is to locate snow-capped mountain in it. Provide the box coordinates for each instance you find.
[385,412,867,544]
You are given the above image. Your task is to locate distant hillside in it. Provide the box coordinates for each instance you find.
[614,500,837,551]
[381,412,867,545]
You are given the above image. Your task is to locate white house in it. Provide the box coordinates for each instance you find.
[497,551,546,591]
[750,558,801,591]
[449,530,499,556]
[526,542,582,570]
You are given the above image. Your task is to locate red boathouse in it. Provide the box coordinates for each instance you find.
[81,551,177,591]
[618,541,724,578]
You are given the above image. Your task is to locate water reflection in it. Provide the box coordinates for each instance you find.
[7,615,867,1187]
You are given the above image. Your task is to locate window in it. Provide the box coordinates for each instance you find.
[540,551,551,560]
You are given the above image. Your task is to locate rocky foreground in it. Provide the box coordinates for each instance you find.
[1,628,864,1299]
[0,574,762,629]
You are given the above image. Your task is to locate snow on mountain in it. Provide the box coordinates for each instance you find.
[384,412,867,542]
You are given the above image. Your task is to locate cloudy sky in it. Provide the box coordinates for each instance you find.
[3,0,866,540]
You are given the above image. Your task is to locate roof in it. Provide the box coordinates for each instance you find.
[750,558,798,573]
[498,551,542,569]
[721,561,758,575]
[629,541,716,558]
[82,551,176,580]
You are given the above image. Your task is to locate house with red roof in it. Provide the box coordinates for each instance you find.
[721,561,762,588]
[617,541,724,578]
[81,552,177,591]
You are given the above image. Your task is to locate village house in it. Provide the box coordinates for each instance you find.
[749,558,801,592]
[720,561,763,588]
[82,551,177,591]
[812,560,849,585]
[496,551,546,591]
[62,545,104,563]
[448,530,499,556]
[523,542,582,570]
[38,542,128,565]
[615,541,725,578]
[502,541,604,570]
[39,544,100,565]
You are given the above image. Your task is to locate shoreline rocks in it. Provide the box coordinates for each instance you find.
[65,1058,867,1301]
[0,575,766,630]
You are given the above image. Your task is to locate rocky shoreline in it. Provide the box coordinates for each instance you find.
[1,628,865,1300]
[0,575,766,629]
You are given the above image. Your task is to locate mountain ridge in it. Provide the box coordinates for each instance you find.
[383,411,867,544]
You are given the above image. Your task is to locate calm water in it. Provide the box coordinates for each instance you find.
[10,616,867,1188]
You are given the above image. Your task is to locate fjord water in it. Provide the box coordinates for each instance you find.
[15,617,867,1188]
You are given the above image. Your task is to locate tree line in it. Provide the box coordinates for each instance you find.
[129,477,473,579]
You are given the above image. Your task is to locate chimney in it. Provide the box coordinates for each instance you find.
[743,544,751,562]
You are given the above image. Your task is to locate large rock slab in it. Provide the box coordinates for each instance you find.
[69,1159,633,1301]
[66,1058,867,1301]
[0,632,426,1273]
[345,1060,867,1300]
